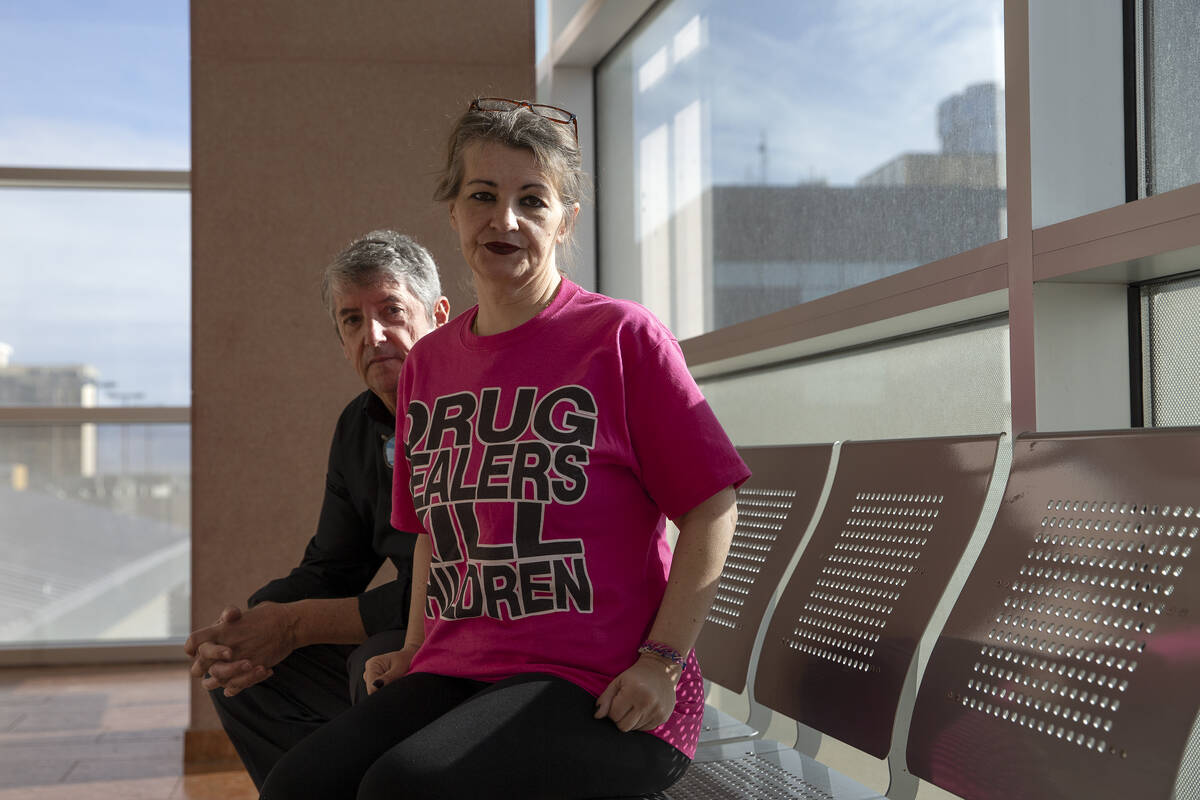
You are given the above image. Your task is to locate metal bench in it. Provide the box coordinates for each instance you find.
[907,427,1200,800]
[697,443,834,745]
[669,434,1004,799]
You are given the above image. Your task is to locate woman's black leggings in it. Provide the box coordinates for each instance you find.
[258,671,691,800]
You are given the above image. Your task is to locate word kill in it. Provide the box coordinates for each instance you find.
[406,385,599,622]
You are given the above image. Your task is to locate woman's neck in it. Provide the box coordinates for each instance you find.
[472,271,563,336]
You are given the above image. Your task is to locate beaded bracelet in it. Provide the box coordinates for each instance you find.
[637,639,686,668]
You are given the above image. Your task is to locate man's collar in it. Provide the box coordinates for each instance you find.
[363,390,396,426]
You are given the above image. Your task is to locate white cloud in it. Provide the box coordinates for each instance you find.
[0,187,190,404]
[0,116,188,170]
[623,0,1004,186]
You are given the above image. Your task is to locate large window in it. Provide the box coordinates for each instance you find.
[1139,273,1200,427]
[1130,0,1200,428]
[0,0,190,648]
[1142,0,1200,196]
[595,0,1006,337]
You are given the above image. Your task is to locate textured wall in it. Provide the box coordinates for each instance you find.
[189,0,534,750]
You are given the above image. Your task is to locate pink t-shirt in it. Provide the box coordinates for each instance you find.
[391,279,750,758]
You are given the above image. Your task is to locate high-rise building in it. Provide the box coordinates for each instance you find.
[938,81,1003,155]
[858,82,1005,188]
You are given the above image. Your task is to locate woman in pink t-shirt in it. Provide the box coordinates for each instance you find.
[260,98,749,800]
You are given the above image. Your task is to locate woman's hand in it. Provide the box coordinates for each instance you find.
[365,539,431,696]
[363,643,420,695]
[593,652,681,732]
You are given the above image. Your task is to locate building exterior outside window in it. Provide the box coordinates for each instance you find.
[595,0,1006,337]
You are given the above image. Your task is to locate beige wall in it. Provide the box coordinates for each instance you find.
[189,0,534,755]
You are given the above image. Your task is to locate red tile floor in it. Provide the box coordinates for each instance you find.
[0,663,256,799]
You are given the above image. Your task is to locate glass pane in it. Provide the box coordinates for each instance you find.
[0,0,189,169]
[0,189,190,406]
[1143,274,1200,426]
[1146,0,1200,195]
[0,423,190,645]
[596,0,1006,337]
[699,319,1010,444]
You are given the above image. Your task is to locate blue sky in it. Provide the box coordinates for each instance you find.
[617,0,1004,186]
[0,0,190,406]
[0,0,189,169]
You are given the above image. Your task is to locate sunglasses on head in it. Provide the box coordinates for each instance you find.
[469,97,578,142]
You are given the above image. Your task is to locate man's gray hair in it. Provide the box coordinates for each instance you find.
[322,230,442,328]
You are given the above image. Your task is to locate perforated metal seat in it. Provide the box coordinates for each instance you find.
[697,444,833,744]
[907,428,1200,800]
[670,434,1004,799]
[676,738,886,800]
[755,434,1002,759]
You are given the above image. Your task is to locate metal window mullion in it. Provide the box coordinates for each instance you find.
[1139,0,1153,197]
[0,166,189,191]
[0,407,190,424]
[1123,0,1148,202]
[1128,285,1146,427]
[1145,289,1157,426]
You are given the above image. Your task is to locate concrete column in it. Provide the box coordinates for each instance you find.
[188,0,533,766]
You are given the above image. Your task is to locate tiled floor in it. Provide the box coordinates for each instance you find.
[0,663,256,799]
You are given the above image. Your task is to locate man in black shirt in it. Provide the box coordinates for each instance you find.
[184,231,449,788]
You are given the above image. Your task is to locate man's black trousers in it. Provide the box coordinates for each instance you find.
[209,629,408,789]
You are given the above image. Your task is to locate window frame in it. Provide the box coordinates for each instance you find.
[0,165,191,663]
[538,0,1200,434]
